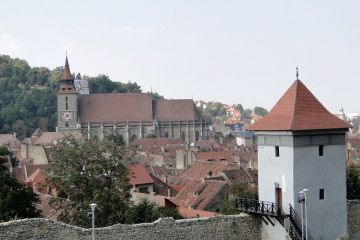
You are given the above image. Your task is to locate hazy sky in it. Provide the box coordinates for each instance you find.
[1,0,359,113]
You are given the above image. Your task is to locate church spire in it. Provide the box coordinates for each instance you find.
[61,53,74,81]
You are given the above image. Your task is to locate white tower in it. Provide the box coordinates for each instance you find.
[248,79,350,239]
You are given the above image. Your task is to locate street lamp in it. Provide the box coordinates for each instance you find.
[299,189,308,240]
[302,189,308,240]
[299,190,305,240]
[90,203,97,240]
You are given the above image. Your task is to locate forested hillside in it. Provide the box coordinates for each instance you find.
[0,55,146,139]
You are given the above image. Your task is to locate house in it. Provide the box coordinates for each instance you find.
[129,164,155,193]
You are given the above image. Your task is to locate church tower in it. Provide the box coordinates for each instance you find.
[248,79,350,239]
[57,56,78,131]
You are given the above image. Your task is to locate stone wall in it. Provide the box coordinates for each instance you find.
[348,200,360,240]
[0,214,261,240]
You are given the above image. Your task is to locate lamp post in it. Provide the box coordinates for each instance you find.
[299,190,305,240]
[90,203,97,240]
[302,189,308,240]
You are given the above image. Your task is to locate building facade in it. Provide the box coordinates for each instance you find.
[57,57,209,145]
[248,79,350,240]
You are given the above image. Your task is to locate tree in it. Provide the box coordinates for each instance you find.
[0,146,41,221]
[234,104,244,114]
[242,108,253,119]
[47,137,133,227]
[254,106,268,117]
[347,165,360,200]
[127,198,182,224]
[219,199,239,215]
[229,182,258,199]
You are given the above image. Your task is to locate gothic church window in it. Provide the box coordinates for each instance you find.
[181,131,186,142]
[164,132,169,138]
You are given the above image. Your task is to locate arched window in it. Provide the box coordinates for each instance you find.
[65,122,69,127]
[164,131,169,138]
[65,96,68,110]
[181,131,186,142]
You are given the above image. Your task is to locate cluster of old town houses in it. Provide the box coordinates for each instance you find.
[1,57,358,239]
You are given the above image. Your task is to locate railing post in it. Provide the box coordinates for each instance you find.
[261,201,264,213]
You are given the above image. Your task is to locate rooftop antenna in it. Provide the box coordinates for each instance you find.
[296,66,299,80]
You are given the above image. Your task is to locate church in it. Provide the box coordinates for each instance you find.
[57,56,209,145]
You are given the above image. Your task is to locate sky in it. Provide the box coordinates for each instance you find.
[0,0,359,113]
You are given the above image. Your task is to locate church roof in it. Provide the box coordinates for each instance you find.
[247,80,351,132]
[61,56,74,81]
[155,99,199,121]
[78,93,199,123]
[78,93,154,122]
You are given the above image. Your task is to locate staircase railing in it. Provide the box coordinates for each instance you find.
[289,204,313,240]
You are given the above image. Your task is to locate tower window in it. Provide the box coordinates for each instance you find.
[319,145,324,156]
[275,146,280,157]
[65,97,68,110]
[65,122,69,127]
[319,189,325,200]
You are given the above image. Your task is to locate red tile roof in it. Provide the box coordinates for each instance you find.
[195,151,235,162]
[171,179,227,210]
[177,160,239,182]
[78,93,154,123]
[178,207,217,218]
[155,99,199,121]
[247,80,351,131]
[128,164,154,186]
[61,56,74,81]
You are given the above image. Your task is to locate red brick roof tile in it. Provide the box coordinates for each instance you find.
[128,164,154,186]
[247,80,351,131]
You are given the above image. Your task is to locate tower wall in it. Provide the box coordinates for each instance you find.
[57,93,78,131]
[293,133,347,240]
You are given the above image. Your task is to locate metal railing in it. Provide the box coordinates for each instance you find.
[289,204,313,240]
[235,198,280,217]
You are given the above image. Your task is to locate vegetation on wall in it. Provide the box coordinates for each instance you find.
[347,165,360,200]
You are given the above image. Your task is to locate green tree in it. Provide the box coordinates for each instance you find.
[219,199,239,215]
[47,137,133,227]
[0,146,41,221]
[347,165,360,200]
[234,104,244,114]
[242,108,253,119]
[229,182,258,199]
[253,106,268,117]
[127,198,182,224]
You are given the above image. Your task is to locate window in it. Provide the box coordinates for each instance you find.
[65,96,68,110]
[65,122,69,127]
[319,189,324,200]
[275,146,280,157]
[319,145,324,156]
[139,187,149,193]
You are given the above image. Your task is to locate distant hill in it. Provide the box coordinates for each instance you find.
[0,55,162,139]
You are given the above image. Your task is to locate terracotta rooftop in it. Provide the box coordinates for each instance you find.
[32,131,84,145]
[78,93,153,123]
[171,179,227,210]
[195,151,235,162]
[155,99,199,121]
[61,56,74,81]
[0,134,20,150]
[178,207,217,219]
[132,138,184,148]
[128,164,154,186]
[247,80,351,132]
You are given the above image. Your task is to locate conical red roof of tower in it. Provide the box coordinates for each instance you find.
[247,80,351,131]
[61,56,74,81]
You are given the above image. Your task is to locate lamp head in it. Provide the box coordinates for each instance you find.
[303,189,308,192]
[90,203,97,211]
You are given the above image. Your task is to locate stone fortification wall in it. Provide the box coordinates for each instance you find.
[348,200,360,240]
[0,214,261,240]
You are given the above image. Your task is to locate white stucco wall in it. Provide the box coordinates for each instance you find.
[258,144,294,214]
